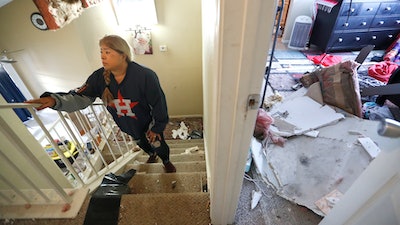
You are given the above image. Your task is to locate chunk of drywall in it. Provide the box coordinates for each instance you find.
[358,137,381,159]
[269,96,344,136]
[266,136,370,216]
[250,138,280,188]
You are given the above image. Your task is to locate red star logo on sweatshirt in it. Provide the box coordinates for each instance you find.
[110,90,138,119]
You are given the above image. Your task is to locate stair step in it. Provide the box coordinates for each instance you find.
[137,152,205,163]
[170,147,204,155]
[166,138,204,145]
[126,161,206,173]
[103,145,204,160]
[119,192,210,225]
[168,143,204,149]
[105,148,205,163]
[128,172,207,194]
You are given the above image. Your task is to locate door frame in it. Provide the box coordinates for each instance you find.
[202,0,276,224]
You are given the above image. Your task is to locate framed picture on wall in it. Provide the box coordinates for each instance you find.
[133,29,153,55]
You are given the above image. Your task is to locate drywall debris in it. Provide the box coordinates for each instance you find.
[269,96,345,136]
[171,180,177,189]
[271,117,298,135]
[250,138,281,189]
[251,190,262,210]
[181,146,200,154]
[304,130,319,138]
[317,116,390,145]
[265,136,370,216]
[358,137,381,159]
[253,89,395,217]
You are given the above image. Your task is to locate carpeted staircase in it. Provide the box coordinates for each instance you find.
[2,139,210,225]
[117,138,210,225]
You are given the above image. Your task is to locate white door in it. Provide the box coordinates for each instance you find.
[202,0,276,224]
[319,135,400,225]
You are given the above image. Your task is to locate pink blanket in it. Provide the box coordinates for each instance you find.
[368,61,399,83]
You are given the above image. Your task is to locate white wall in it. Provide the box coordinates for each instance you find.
[0,0,203,116]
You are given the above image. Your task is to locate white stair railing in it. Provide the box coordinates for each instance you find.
[0,102,141,219]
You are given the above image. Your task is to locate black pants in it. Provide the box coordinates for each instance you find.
[136,132,170,163]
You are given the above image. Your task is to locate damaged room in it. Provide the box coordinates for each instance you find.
[245,0,400,224]
[0,0,399,225]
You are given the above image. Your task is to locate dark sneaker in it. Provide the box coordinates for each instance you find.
[146,154,158,163]
[164,161,176,173]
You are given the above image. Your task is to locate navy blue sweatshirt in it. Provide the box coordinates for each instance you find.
[48,62,169,139]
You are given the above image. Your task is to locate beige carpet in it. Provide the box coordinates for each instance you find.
[119,192,210,225]
[117,138,210,224]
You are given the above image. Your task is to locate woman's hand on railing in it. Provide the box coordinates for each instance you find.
[25,97,56,110]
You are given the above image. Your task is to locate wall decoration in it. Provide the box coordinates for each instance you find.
[30,12,48,30]
[132,29,153,55]
[31,0,103,30]
[111,0,157,55]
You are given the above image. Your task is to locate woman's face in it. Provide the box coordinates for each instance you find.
[100,44,126,71]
